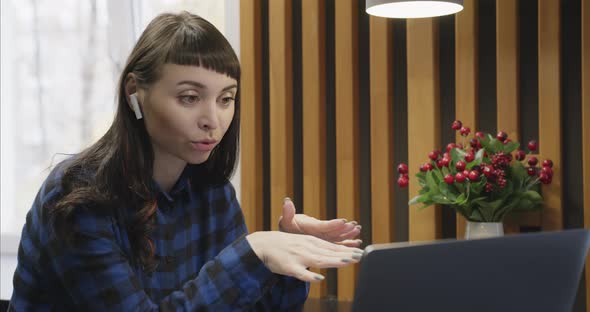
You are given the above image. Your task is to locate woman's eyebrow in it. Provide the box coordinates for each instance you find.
[176,81,237,92]
[177,80,206,88]
[222,84,238,92]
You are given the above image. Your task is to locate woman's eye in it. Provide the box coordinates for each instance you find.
[180,95,199,105]
[220,96,235,106]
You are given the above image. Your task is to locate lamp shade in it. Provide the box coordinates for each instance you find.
[366,0,464,18]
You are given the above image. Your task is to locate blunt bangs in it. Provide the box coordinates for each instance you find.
[164,17,240,81]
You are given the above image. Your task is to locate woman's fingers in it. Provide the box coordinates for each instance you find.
[303,245,362,268]
[290,267,325,283]
[334,239,363,247]
[247,231,363,283]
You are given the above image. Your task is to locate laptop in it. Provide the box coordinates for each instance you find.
[352,229,590,312]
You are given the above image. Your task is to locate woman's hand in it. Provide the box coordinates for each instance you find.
[246,231,363,282]
[278,198,362,247]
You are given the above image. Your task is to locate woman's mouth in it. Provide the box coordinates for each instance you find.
[190,140,218,152]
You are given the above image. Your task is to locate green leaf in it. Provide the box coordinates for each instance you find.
[503,141,520,154]
[443,166,453,177]
[454,192,467,205]
[451,148,467,163]
[470,178,487,196]
[425,171,439,193]
[469,209,484,222]
[489,138,504,153]
[521,190,543,203]
[438,182,457,201]
[409,195,422,205]
[509,162,528,189]
[493,197,521,220]
[455,182,466,194]
[431,194,454,205]
[432,169,444,183]
[480,134,493,149]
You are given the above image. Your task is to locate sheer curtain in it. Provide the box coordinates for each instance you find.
[0,0,231,300]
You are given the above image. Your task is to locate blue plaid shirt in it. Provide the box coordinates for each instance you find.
[9,163,309,311]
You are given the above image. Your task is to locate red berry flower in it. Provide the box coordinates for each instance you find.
[541,166,553,178]
[444,174,455,185]
[428,150,440,161]
[397,120,553,224]
[539,173,552,184]
[542,159,553,168]
[460,126,471,137]
[528,156,538,167]
[455,172,466,183]
[397,163,409,174]
[496,131,508,142]
[528,140,538,151]
[465,151,475,163]
[527,167,537,176]
[482,165,494,177]
[455,160,466,171]
[397,176,409,188]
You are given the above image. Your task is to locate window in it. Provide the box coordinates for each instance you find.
[1,0,236,300]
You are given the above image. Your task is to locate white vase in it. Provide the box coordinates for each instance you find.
[464,221,504,239]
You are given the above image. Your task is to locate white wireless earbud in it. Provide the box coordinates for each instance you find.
[129,93,143,120]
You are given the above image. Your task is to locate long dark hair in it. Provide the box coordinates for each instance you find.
[49,12,241,271]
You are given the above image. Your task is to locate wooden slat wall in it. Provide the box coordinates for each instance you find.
[407,18,441,241]
[301,0,327,299]
[239,0,264,232]
[268,0,294,231]
[538,0,562,231]
[496,0,519,143]
[454,0,478,238]
[582,0,590,309]
[334,0,359,301]
[495,0,535,232]
[369,16,394,244]
[240,0,587,304]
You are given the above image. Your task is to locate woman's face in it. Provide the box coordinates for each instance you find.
[140,64,237,165]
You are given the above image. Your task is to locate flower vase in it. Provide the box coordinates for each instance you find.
[464,221,504,239]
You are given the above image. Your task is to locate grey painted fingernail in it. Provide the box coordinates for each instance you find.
[341,258,351,263]
[341,219,348,223]
[355,225,362,230]
[284,197,291,203]
[352,253,362,260]
[349,221,358,225]
[315,275,325,281]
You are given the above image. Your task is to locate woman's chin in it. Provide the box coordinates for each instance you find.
[185,152,211,165]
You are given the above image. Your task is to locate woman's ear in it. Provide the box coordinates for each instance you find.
[125,73,144,119]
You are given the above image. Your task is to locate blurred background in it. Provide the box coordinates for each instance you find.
[0,0,239,300]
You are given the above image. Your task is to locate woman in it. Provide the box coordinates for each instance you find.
[9,11,362,311]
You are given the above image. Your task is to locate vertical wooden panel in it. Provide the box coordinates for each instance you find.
[240,0,264,232]
[496,0,519,141]
[369,16,394,244]
[407,19,441,241]
[454,0,478,238]
[497,0,535,232]
[335,0,358,301]
[582,0,590,308]
[301,0,327,299]
[268,0,293,231]
[538,0,562,231]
